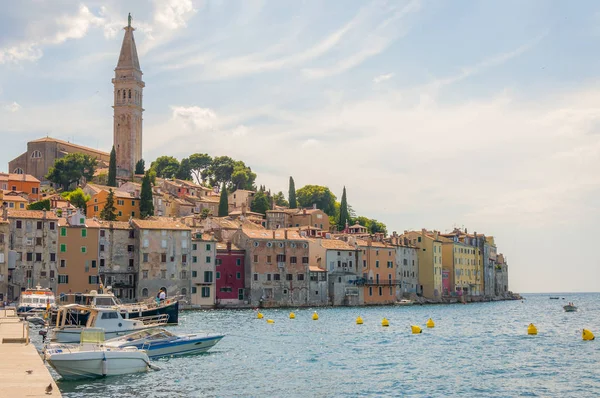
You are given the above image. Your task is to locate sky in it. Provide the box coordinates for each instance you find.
[1,0,600,293]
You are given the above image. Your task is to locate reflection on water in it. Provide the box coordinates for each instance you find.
[36,293,600,397]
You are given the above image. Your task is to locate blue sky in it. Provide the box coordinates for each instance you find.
[2,0,600,293]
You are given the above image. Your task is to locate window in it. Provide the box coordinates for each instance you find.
[142,270,148,279]
[369,287,373,296]
[60,244,66,253]
[290,256,297,264]
[253,255,258,263]
[238,289,244,300]
[379,286,383,296]
[192,243,197,250]
[216,271,221,279]
[253,273,258,281]
[81,246,87,253]
[206,244,211,251]
[58,275,69,284]
[128,245,134,252]
[60,259,66,268]
[286,274,293,281]
[16,220,22,229]
[302,257,309,264]
[117,200,124,206]
[100,258,105,267]
[216,259,222,265]
[236,259,241,266]
[273,274,280,281]
[118,211,122,216]
[267,274,271,281]
[266,255,272,263]
[180,271,188,279]
[160,270,166,279]
[100,229,105,237]
[89,275,99,284]
[192,287,197,294]
[201,287,210,297]
[60,227,67,237]
[192,256,198,263]
[49,222,55,230]
[31,150,42,159]
[35,253,42,262]
[297,274,304,281]
[36,221,42,230]
[206,256,211,264]
[81,229,87,237]
[142,253,148,262]
[161,254,167,263]
[100,244,105,252]
[204,271,213,283]
[376,260,379,268]
[50,253,56,262]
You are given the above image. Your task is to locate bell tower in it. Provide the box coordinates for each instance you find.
[112,13,144,177]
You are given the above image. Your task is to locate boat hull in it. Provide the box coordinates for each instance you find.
[52,300,179,326]
[53,325,160,344]
[46,350,149,380]
[141,335,224,358]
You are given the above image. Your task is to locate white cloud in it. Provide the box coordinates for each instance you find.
[232,125,250,137]
[153,0,197,29]
[3,102,21,112]
[170,106,217,131]
[373,73,394,84]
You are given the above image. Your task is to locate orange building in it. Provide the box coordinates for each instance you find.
[56,210,101,297]
[351,237,397,305]
[87,188,140,221]
[0,173,41,201]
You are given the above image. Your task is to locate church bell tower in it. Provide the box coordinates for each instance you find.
[112,13,144,177]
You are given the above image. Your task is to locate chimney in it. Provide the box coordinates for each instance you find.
[227,241,231,251]
[312,203,316,210]
[42,209,47,219]
[434,231,439,240]
[464,228,468,234]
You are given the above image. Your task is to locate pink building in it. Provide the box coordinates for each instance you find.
[216,242,246,305]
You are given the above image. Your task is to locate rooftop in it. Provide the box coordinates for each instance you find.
[319,239,356,250]
[240,228,308,241]
[6,210,59,220]
[131,217,190,231]
[0,173,41,183]
[30,137,109,157]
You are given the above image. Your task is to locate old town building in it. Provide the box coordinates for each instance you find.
[97,220,137,302]
[215,242,246,306]
[190,231,216,308]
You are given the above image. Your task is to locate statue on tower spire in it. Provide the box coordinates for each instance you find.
[128,13,132,27]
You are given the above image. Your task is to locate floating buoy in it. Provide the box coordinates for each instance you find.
[583,329,595,341]
[426,318,435,328]
[356,316,363,325]
[289,312,295,319]
[312,311,319,321]
[381,318,389,327]
[266,319,274,324]
[527,323,537,335]
[411,325,422,334]
[257,312,264,319]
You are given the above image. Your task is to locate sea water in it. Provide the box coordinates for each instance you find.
[48,293,600,397]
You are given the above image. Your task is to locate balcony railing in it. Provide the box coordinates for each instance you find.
[349,278,402,286]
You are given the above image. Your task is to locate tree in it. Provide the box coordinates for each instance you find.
[188,153,212,183]
[207,156,235,187]
[61,188,90,214]
[135,159,145,175]
[354,216,388,236]
[273,191,289,207]
[140,173,154,218]
[296,185,337,216]
[231,161,256,190]
[100,189,118,221]
[46,153,97,191]
[338,186,349,231]
[107,146,117,187]
[201,208,212,219]
[288,177,297,209]
[27,199,50,211]
[218,183,229,217]
[150,156,180,178]
[176,158,192,180]
[251,190,271,215]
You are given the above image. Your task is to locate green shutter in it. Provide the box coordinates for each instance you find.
[60,244,66,252]
[81,229,87,237]
[60,227,67,237]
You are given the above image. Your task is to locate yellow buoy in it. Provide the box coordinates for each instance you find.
[583,329,595,341]
[266,319,274,324]
[312,311,319,321]
[527,323,537,335]
[356,316,363,325]
[426,318,435,328]
[257,312,264,319]
[289,312,295,319]
[411,325,422,334]
[381,318,389,327]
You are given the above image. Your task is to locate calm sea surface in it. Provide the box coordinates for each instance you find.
[39,293,600,397]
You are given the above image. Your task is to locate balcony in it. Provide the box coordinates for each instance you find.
[349,278,402,286]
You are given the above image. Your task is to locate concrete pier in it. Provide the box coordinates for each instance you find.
[0,308,60,397]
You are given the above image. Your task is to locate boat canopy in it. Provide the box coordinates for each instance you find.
[80,328,106,344]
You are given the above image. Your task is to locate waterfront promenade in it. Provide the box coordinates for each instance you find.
[0,308,60,397]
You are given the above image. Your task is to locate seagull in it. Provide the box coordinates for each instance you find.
[25,370,33,374]
[45,384,53,394]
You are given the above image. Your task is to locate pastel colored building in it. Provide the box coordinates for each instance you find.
[97,220,137,301]
[0,215,9,302]
[388,235,420,296]
[86,184,140,221]
[0,190,28,210]
[190,232,217,308]
[400,230,443,300]
[215,242,246,305]
[0,173,41,201]
[56,210,101,298]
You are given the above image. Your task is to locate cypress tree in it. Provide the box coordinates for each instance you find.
[218,183,229,217]
[288,176,297,209]
[140,173,154,218]
[338,186,349,231]
[108,146,117,187]
[135,159,145,175]
[100,189,117,221]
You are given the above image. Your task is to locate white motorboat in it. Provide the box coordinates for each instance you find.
[17,285,56,318]
[44,328,151,380]
[50,304,169,343]
[395,299,414,306]
[105,328,224,359]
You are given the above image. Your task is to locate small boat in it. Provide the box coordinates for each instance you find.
[44,328,152,380]
[395,299,414,306]
[17,285,56,318]
[50,304,169,343]
[105,328,224,359]
[549,297,560,300]
[563,303,577,312]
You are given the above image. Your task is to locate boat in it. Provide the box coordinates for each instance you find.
[54,288,179,325]
[16,285,56,318]
[549,297,560,300]
[44,328,151,380]
[50,304,169,343]
[395,299,414,306]
[105,328,225,359]
[563,303,577,312]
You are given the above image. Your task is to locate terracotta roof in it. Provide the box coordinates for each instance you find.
[95,220,131,230]
[58,218,101,228]
[6,210,58,220]
[0,192,28,202]
[131,218,191,231]
[355,239,393,248]
[30,137,109,157]
[240,228,307,241]
[229,210,264,217]
[349,223,367,229]
[309,265,326,272]
[319,239,356,250]
[0,173,41,183]
[86,184,139,199]
[197,196,220,203]
[216,242,243,251]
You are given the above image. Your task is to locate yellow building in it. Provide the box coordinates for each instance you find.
[401,230,443,299]
[0,190,28,210]
[441,230,483,296]
[87,189,140,221]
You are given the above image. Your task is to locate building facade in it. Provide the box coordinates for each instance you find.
[0,216,9,303]
[0,173,41,201]
[390,237,419,296]
[215,242,245,306]
[97,220,137,301]
[401,230,443,300]
[87,188,140,222]
[190,232,216,308]
[350,238,398,305]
